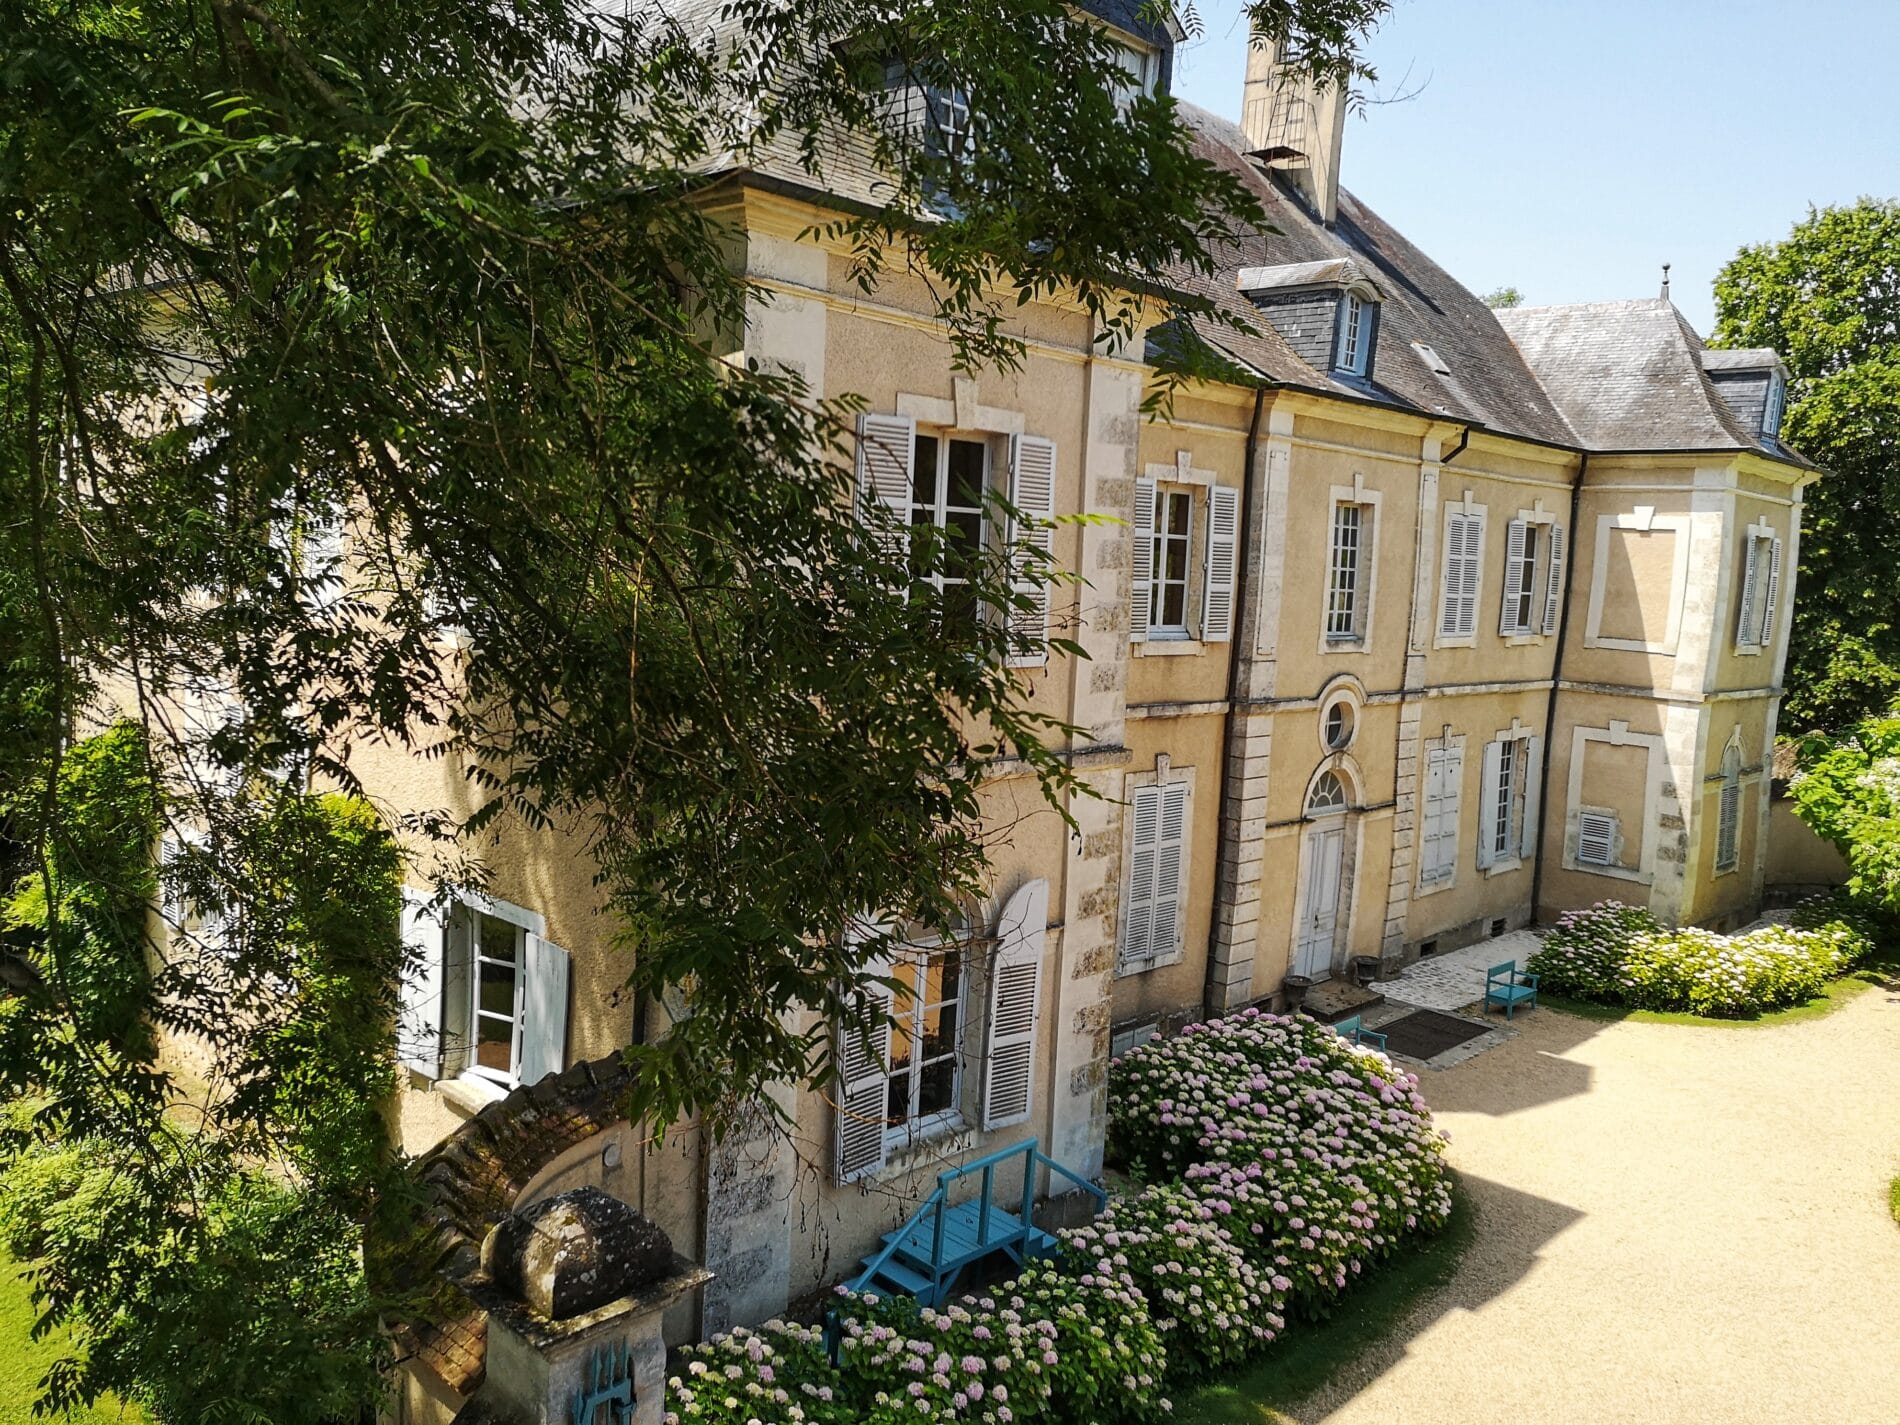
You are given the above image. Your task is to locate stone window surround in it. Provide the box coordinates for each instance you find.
[1498,497,1564,646]
[1134,450,1219,657]
[435,891,549,1117]
[1117,753,1195,978]
[1563,719,1666,883]
[1582,505,1694,656]
[1707,725,1751,878]
[1415,725,1468,898]
[1477,717,1538,879]
[1733,516,1780,657]
[1286,754,1368,978]
[1432,489,1488,650]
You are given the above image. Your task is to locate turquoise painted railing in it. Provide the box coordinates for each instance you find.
[844,1137,1105,1309]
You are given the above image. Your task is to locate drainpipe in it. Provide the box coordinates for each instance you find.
[1380,424,1471,968]
[1208,384,1269,1014]
[1529,453,1588,923]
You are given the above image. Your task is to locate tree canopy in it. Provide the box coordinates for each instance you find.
[0,0,1391,1410]
[1714,197,1900,730]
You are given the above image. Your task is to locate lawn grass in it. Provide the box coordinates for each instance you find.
[1,1253,143,1424]
[1171,1175,1475,1425]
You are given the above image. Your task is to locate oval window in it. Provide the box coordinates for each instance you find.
[1324,701,1354,751]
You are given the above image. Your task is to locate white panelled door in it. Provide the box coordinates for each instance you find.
[1294,823,1346,979]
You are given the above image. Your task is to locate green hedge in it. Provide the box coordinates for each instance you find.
[1529,900,1871,1017]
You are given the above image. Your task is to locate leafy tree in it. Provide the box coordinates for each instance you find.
[1714,198,1900,729]
[0,725,405,1417]
[1791,717,1900,912]
[0,0,1389,1412]
[1481,285,1524,309]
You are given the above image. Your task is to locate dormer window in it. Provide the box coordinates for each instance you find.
[1762,371,1787,441]
[1334,290,1375,377]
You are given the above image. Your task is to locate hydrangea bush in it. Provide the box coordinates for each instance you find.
[1529,900,1871,1016]
[666,1008,1457,1423]
[664,1320,849,1425]
[1060,1183,1272,1378]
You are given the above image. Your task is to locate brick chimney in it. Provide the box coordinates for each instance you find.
[1239,28,1349,226]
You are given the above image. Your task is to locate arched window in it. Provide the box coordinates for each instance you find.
[1307,771,1348,816]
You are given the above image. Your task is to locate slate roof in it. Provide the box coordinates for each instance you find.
[1173,103,1580,446]
[653,8,1809,470]
[1496,300,1812,466]
[1701,347,1785,373]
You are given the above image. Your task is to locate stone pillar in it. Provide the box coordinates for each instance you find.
[470,1187,712,1425]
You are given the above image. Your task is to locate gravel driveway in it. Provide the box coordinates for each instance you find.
[1286,979,1900,1424]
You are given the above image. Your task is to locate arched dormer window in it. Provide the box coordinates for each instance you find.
[1307,770,1348,816]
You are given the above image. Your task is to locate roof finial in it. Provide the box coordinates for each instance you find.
[1660,263,1672,301]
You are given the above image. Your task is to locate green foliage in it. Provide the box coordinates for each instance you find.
[0,0,1388,1142]
[0,727,405,1420]
[1790,717,1900,912]
[0,1104,381,1425]
[1529,901,1871,1017]
[1714,198,1900,728]
[1481,285,1524,309]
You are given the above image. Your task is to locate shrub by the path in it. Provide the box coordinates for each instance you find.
[1529,901,1870,1016]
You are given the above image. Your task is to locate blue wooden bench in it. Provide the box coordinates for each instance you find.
[1483,961,1539,1020]
[1334,1014,1388,1052]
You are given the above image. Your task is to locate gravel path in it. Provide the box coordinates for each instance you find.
[1287,976,1900,1424]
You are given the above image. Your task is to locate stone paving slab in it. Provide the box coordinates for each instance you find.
[1375,929,1544,1014]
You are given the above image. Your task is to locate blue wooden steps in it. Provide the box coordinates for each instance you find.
[843,1138,1102,1308]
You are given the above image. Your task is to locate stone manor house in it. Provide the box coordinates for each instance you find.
[363,9,1816,1422]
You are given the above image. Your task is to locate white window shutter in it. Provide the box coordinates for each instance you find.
[1578,811,1618,867]
[398,888,447,1079]
[1477,740,1505,869]
[1736,534,1762,648]
[1007,435,1058,668]
[1717,781,1742,870]
[982,878,1048,1130]
[835,974,893,1184]
[1438,516,1466,638]
[1129,477,1156,643]
[1761,538,1783,645]
[519,933,571,1087]
[1420,748,1448,884]
[1440,743,1464,878]
[1154,783,1188,957]
[1499,519,1531,635]
[1519,735,1544,860]
[1122,785,1160,966]
[1542,525,1566,635]
[856,413,916,564]
[1202,484,1241,643]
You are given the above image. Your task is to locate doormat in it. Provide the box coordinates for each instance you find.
[1377,1009,1493,1060]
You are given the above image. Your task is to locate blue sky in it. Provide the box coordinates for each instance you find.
[1168,0,1900,336]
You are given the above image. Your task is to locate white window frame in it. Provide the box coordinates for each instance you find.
[1334,292,1373,377]
[1434,497,1487,647]
[1132,454,1233,651]
[1497,506,1567,640]
[883,942,967,1148]
[1477,723,1542,876]
[909,428,992,624]
[1318,480,1381,654]
[460,894,547,1090]
[1762,371,1787,440]
[1147,485,1194,638]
